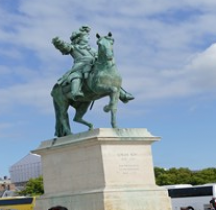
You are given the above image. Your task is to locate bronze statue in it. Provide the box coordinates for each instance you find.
[51,26,134,137]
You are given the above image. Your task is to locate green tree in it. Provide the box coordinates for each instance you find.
[154,167,167,177]
[154,167,216,186]
[18,176,44,196]
[170,167,193,184]
[191,168,216,185]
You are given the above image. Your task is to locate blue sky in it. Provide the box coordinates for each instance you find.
[0,0,216,178]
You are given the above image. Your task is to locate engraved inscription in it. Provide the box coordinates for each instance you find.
[117,152,140,174]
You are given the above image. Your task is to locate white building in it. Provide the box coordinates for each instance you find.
[9,153,42,188]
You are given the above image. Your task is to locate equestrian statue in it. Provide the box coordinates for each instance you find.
[51,26,134,137]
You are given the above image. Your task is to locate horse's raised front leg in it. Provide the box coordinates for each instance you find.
[102,88,120,128]
[73,102,93,130]
[98,86,118,112]
[95,84,120,128]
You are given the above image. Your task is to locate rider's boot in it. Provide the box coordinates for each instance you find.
[119,88,135,103]
[70,78,84,100]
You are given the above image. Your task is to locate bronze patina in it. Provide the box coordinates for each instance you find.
[51,26,134,137]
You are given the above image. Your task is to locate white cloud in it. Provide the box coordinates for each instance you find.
[0,0,216,116]
[120,42,216,103]
[0,65,12,75]
[185,44,216,90]
[0,76,55,114]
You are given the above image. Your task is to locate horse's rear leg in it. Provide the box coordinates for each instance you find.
[73,102,93,130]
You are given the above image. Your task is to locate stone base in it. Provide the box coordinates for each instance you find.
[35,187,171,210]
[32,128,171,210]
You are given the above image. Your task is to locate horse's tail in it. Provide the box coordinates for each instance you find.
[51,84,71,137]
[51,84,60,136]
[52,99,61,137]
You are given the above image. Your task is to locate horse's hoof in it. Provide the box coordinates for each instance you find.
[66,131,73,136]
[103,105,111,112]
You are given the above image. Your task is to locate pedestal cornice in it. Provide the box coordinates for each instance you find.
[32,128,160,154]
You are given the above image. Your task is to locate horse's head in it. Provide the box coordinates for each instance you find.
[96,32,114,62]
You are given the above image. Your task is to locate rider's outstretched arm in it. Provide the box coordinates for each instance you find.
[52,37,73,55]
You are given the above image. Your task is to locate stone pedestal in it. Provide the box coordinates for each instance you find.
[32,128,171,210]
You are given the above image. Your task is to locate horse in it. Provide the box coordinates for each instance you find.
[51,32,122,137]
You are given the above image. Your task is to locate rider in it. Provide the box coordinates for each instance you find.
[52,25,97,100]
[52,26,134,102]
